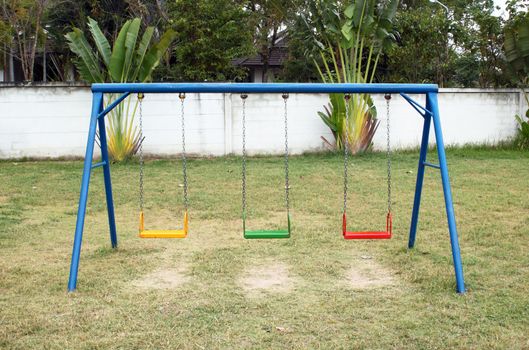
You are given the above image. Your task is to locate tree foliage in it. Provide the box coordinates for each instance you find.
[158,0,254,82]
[244,0,300,82]
[0,0,48,81]
[383,0,509,87]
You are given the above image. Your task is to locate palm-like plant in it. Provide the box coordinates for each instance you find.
[65,17,176,161]
[301,0,398,154]
[504,12,529,84]
[504,12,529,149]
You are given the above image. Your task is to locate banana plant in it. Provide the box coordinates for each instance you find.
[65,17,176,161]
[504,12,529,149]
[301,0,398,154]
[504,13,529,83]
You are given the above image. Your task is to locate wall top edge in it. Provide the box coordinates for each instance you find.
[0,82,90,88]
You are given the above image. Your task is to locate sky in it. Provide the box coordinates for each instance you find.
[493,0,508,17]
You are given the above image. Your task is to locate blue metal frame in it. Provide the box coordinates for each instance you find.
[68,83,465,293]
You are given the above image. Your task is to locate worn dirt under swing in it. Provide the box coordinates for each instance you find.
[67,83,466,294]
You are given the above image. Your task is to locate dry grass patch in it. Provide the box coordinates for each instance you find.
[0,195,8,204]
[239,260,295,298]
[132,267,190,290]
[345,255,397,290]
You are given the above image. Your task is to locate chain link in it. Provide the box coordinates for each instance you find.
[241,94,248,215]
[138,93,145,212]
[385,93,392,213]
[343,94,392,214]
[179,93,188,211]
[343,94,351,214]
[283,93,290,212]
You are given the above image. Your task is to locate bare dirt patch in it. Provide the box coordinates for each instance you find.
[345,257,396,289]
[239,261,294,297]
[132,267,190,290]
[0,195,8,205]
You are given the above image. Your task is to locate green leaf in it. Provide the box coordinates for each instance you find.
[504,14,529,79]
[131,27,155,82]
[353,0,368,28]
[344,4,354,19]
[381,0,399,23]
[109,20,132,82]
[87,17,111,70]
[122,18,141,82]
[519,21,529,50]
[139,29,176,82]
[64,28,104,83]
[341,23,353,41]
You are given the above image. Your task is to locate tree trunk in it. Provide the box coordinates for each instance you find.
[261,26,278,83]
[28,5,43,82]
[43,42,46,82]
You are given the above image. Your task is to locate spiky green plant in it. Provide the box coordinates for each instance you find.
[65,17,176,161]
[302,0,398,153]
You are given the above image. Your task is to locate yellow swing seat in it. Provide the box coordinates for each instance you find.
[138,211,189,238]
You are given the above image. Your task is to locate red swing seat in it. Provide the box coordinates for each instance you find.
[342,212,392,240]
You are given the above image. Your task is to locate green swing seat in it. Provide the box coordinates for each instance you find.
[243,213,291,239]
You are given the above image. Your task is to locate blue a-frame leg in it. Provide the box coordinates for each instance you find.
[68,92,118,292]
[407,92,465,293]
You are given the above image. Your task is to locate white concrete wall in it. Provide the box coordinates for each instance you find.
[0,85,526,159]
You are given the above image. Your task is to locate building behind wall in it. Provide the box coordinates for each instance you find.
[233,34,288,83]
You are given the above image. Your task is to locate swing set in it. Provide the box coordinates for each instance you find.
[67,83,465,294]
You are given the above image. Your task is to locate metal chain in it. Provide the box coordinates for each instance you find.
[343,94,351,214]
[179,93,188,211]
[385,93,392,213]
[282,93,290,212]
[138,93,145,212]
[241,94,248,215]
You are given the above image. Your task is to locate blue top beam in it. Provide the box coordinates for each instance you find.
[92,83,438,94]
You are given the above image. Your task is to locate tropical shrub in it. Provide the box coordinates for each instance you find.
[65,17,175,161]
[504,12,529,86]
[515,109,529,150]
[300,0,398,154]
[504,12,529,150]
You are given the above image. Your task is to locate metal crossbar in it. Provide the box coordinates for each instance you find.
[92,83,438,94]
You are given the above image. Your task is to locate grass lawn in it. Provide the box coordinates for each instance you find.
[1,148,528,349]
